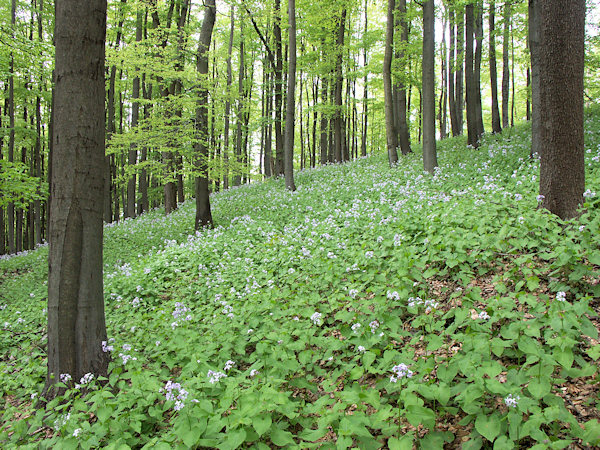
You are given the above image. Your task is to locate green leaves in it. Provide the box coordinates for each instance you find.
[475,413,502,442]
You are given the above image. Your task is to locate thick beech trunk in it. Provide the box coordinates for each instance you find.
[46,0,109,396]
[422,0,437,173]
[539,0,585,219]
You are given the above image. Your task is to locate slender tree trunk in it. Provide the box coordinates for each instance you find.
[455,5,464,135]
[528,0,541,156]
[539,0,584,219]
[223,5,234,189]
[502,1,510,128]
[396,0,412,155]
[127,8,143,219]
[7,0,16,254]
[361,0,368,157]
[284,0,297,191]
[422,0,437,173]
[489,0,502,133]
[45,0,109,397]
[274,0,284,175]
[34,0,43,245]
[439,4,448,139]
[383,0,399,166]
[233,20,245,187]
[333,9,346,163]
[320,75,329,165]
[264,70,273,177]
[448,5,459,136]
[474,3,485,139]
[465,3,479,147]
[194,0,216,229]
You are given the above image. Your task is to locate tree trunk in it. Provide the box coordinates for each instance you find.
[7,0,16,254]
[284,0,297,191]
[333,9,346,163]
[319,76,329,165]
[422,0,437,173]
[46,0,109,396]
[127,7,143,219]
[223,5,234,190]
[274,0,284,175]
[465,3,479,147]
[194,0,216,229]
[501,1,510,129]
[528,0,541,157]
[489,0,502,134]
[539,0,584,219]
[455,4,464,134]
[383,0,399,166]
[474,3,485,139]
[233,20,245,187]
[448,5,460,136]
[395,0,412,155]
[361,0,368,158]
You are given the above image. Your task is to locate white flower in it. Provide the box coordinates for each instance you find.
[369,320,380,333]
[351,323,361,333]
[224,360,235,371]
[73,428,82,438]
[536,194,545,202]
[504,394,520,408]
[102,341,114,353]
[247,329,254,334]
[155,340,161,346]
[207,370,227,384]
[390,363,413,382]
[357,345,366,353]
[349,289,359,299]
[478,311,490,320]
[59,373,72,384]
[556,291,566,302]
[311,312,323,325]
[387,291,400,300]
[365,251,374,258]
[249,369,259,377]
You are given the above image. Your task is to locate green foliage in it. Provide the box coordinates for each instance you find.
[1,110,600,447]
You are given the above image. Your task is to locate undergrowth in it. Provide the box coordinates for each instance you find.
[1,111,600,449]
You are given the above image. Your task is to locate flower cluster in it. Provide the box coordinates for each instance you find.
[348,289,359,299]
[351,323,361,333]
[207,370,227,384]
[171,302,192,328]
[478,311,490,320]
[369,320,380,333]
[387,290,400,300]
[504,394,520,408]
[390,363,414,383]
[75,373,94,389]
[555,291,566,302]
[311,312,322,325]
[59,373,72,384]
[408,297,439,313]
[161,380,189,411]
[102,339,115,353]
[224,360,235,371]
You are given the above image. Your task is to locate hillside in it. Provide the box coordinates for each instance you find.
[1,112,600,448]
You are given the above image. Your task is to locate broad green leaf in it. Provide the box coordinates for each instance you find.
[475,413,501,442]
[405,405,436,429]
[252,415,272,437]
[528,378,551,399]
[388,434,414,450]
[270,429,295,447]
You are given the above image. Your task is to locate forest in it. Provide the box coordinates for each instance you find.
[1,0,600,448]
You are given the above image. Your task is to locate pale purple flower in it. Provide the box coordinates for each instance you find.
[207,370,227,384]
[556,291,566,302]
[224,360,235,371]
[60,373,72,384]
[390,363,413,382]
[311,312,323,325]
[504,394,520,408]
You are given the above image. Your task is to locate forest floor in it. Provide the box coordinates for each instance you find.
[1,110,600,449]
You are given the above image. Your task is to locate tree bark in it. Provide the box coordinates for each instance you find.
[320,75,329,165]
[284,0,297,191]
[46,0,109,396]
[422,0,437,173]
[528,0,541,157]
[333,9,346,163]
[539,0,585,219]
[465,3,479,147]
[448,5,460,136]
[194,0,216,230]
[274,0,284,175]
[455,4,464,134]
[127,7,143,219]
[383,0,399,166]
[223,5,234,189]
[489,0,502,134]
[7,0,16,254]
[395,0,412,155]
[474,3,485,139]
[361,0,368,158]
[501,1,510,129]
